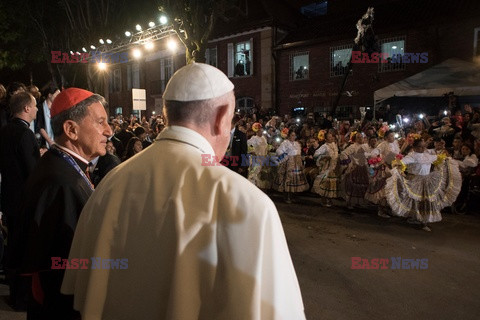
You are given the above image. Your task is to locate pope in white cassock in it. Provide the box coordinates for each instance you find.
[61,62,305,319]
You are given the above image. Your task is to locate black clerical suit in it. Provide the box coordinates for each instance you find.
[20,147,92,319]
[91,153,121,187]
[0,117,40,309]
[227,127,248,178]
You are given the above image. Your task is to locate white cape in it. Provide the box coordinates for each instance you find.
[62,126,305,320]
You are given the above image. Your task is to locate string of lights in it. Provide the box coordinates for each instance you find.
[70,15,179,68]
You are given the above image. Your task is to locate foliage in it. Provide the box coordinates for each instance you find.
[159,0,237,64]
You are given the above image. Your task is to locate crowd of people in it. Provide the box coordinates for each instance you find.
[228,108,479,231]
[0,68,479,318]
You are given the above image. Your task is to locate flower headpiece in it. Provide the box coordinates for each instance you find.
[407,133,422,144]
[349,131,358,143]
[280,128,289,139]
[252,122,262,132]
[377,125,389,138]
[318,130,326,141]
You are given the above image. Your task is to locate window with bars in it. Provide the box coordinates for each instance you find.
[206,47,217,67]
[236,97,254,113]
[132,63,140,89]
[474,27,480,57]
[378,37,406,73]
[113,68,122,92]
[330,45,352,77]
[290,52,309,81]
[160,57,173,92]
[336,105,355,119]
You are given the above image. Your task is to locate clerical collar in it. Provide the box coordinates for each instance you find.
[55,144,90,165]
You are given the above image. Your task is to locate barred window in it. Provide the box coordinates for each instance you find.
[290,52,309,81]
[113,68,122,92]
[336,105,355,119]
[330,45,352,77]
[474,27,480,57]
[378,36,406,73]
[206,47,217,67]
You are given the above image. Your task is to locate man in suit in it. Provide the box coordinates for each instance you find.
[0,92,40,310]
[20,88,112,319]
[91,140,121,187]
[35,86,60,148]
[227,115,248,177]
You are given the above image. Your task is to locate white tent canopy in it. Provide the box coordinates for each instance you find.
[374,58,480,103]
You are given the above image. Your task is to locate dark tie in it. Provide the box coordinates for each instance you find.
[85,162,93,184]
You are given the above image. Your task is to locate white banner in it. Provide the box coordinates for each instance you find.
[132,88,146,110]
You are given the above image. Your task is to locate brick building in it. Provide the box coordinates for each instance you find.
[105,0,480,119]
[275,0,480,118]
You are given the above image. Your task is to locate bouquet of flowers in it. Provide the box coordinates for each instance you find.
[367,156,382,166]
[432,153,447,167]
[280,128,289,139]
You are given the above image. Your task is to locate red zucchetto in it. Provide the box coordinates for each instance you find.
[51,88,94,117]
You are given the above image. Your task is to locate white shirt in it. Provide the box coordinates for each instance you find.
[43,100,54,144]
[276,140,301,157]
[341,143,370,166]
[247,135,268,156]
[455,154,478,171]
[402,151,438,176]
[314,142,338,160]
[62,125,305,320]
[372,140,400,163]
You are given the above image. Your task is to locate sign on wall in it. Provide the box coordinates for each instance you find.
[132,88,146,110]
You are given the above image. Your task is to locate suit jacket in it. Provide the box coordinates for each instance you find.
[91,153,121,187]
[0,118,40,217]
[18,150,92,319]
[228,127,248,177]
[110,135,124,159]
[34,101,47,147]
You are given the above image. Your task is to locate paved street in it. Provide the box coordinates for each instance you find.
[1,193,479,320]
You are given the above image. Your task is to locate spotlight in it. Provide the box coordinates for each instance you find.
[106,39,112,44]
[159,15,168,25]
[419,114,424,119]
[152,111,156,115]
[394,133,399,138]
[132,48,142,59]
[443,110,448,116]
[99,39,104,44]
[148,21,155,28]
[97,63,107,71]
[90,45,96,50]
[136,24,142,31]
[82,47,87,52]
[275,137,281,142]
[296,118,301,123]
[69,51,74,55]
[403,118,410,123]
[144,42,154,50]
[167,39,177,51]
[125,31,132,37]
[263,130,267,134]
